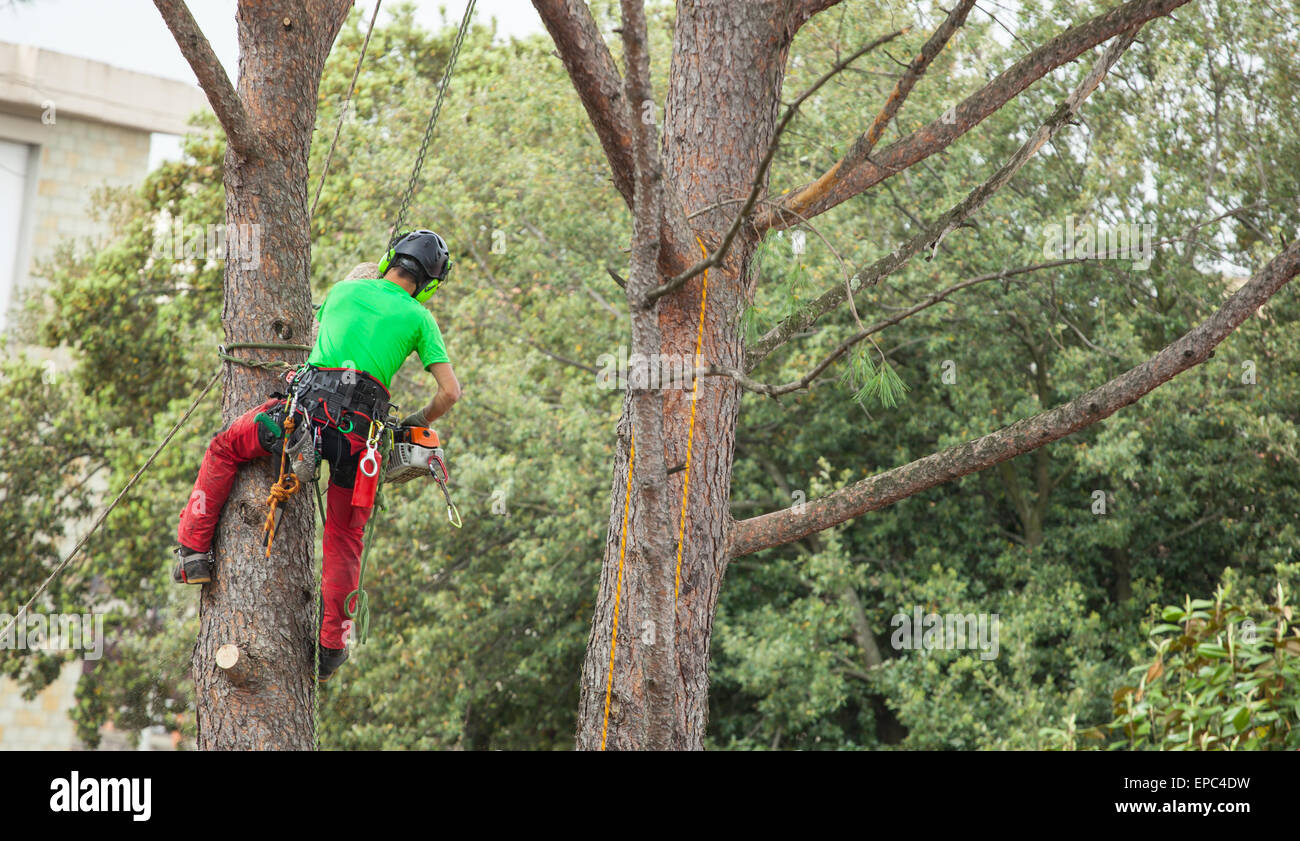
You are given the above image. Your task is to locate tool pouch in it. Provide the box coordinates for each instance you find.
[351,447,381,509]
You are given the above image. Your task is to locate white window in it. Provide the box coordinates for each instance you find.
[0,138,33,329]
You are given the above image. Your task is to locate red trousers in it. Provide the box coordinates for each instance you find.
[177,398,372,648]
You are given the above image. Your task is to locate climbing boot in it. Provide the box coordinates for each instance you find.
[317,645,349,682]
[173,546,215,584]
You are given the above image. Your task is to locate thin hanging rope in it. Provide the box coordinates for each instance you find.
[310,0,383,219]
[0,341,309,645]
[388,0,477,242]
[600,432,635,751]
[0,368,221,642]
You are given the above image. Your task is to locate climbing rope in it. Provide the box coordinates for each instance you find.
[218,341,311,372]
[599,242,711,750]
[600,434,635,751]
[388,0,477,242]
[262,414,303,558]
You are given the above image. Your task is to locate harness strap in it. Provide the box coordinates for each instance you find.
[289,364,391,433]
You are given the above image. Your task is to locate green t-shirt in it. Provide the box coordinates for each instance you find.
[309,277,449,389]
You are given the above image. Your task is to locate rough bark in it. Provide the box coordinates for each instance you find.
[161,0,351,751]
[575,0,795,750]
[619,0,678,750]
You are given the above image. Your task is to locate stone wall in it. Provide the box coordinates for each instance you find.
[0,662,182,751]
[0,662,81,749]
[28,114,152,283]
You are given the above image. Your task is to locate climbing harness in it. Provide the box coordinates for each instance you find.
[258,360,461,566]
[600,238,711,750]
[249,360,464,646]
[287,364,392,433]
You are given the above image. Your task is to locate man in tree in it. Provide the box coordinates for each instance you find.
[172,229,463,681]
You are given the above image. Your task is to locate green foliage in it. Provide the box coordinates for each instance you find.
[839,344,909,409]
[3,0,1300,751]
[1071,572,1300,751]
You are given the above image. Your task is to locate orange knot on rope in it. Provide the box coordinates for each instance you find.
[262,415,303,557]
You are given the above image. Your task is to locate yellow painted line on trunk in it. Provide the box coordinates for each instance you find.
[601,238,710,749]
[674,238,711,601]
[601,433,634,750]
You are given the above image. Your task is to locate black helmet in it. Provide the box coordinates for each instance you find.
[379,229,452,302]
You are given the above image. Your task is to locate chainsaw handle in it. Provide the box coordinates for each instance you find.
[406,426,440,448]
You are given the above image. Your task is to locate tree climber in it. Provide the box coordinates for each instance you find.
[172,229,462,681]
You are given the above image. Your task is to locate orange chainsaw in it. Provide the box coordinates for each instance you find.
[387,425,461,527]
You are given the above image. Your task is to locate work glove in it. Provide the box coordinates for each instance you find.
[254,402,288,453]
[401,411,428,428]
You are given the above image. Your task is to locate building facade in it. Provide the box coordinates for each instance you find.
[0,41,207,750]
[0,40,209,328]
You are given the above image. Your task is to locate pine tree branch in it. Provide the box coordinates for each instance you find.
[532,0,637,206]
[728,237,1300,558]
[754,0,1190,233]
[153,0,260,158]
[747,23,1143,369]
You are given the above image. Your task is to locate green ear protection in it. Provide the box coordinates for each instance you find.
[377,245,396,276]
[378,230,452,303]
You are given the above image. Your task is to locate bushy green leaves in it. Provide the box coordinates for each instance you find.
[1069,572,1300,750]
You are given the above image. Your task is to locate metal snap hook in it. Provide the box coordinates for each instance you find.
[359,450,379,477]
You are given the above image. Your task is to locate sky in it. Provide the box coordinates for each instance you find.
[1,0,547,166]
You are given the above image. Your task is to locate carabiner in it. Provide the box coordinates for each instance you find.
[359,449,380,478]
[428,452,448,483]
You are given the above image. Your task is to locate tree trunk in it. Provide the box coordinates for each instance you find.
[190,0,349,751]
[576,0,791,751]
[546,0,1270,751]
